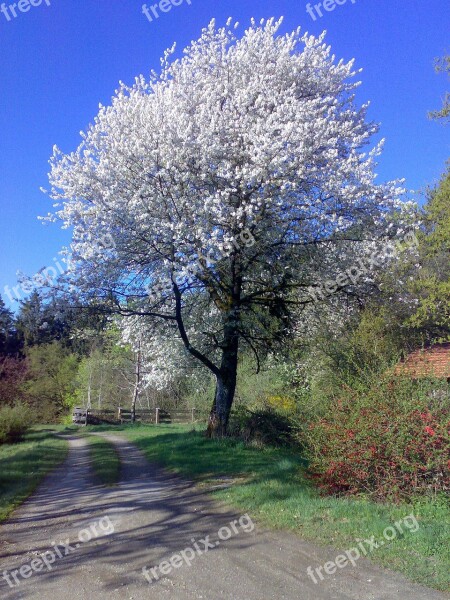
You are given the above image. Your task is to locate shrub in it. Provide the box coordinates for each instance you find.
[24,342,78,422]
[0,356,29,405]
[304,377,449,501]
[266,395,297,414]
[228,406,296,447]
[0,403,34,445]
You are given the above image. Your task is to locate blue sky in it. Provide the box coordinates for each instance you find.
[0,0,449,309]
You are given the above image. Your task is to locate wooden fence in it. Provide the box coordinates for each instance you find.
[72,407,198,426]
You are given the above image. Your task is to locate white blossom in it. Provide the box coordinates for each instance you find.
[45,18,412,397]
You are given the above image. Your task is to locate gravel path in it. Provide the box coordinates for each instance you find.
[0,433,447,600]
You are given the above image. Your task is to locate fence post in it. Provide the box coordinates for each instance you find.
[118,407,122,424]
[84,408,88,427]
[191,408,195,423]
[155,407,160,425]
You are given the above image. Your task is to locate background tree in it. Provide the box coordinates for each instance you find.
[46,18,410,434]
[24,342,78,421]
[15,291,74,347]
[0,356,28,407]
[0,295,18,355]
[429,55,450,123]
[71,330,135,411]
[406,164,450,339]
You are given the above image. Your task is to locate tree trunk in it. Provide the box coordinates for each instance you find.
[207,335,239,437]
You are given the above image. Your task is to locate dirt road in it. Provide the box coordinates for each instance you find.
[0,434,447,600]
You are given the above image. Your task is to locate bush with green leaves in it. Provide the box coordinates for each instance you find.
[0,403,34,445]
[228,406,296,447]
[24,342,79,422]
[304,376,449,501]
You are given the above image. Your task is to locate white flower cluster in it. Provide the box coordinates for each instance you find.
[44,18,413,388]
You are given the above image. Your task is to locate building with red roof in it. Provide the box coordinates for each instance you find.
[394,343,450,380]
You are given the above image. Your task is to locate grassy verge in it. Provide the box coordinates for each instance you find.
[86,435,121,486]
[0,427,70,523]
[115,423,449,592]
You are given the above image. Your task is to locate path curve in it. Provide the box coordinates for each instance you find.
[0,433,447,600]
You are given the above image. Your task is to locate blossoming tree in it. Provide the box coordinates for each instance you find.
[46,18,407,435]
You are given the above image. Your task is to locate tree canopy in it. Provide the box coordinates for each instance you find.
[429,55,450,124]
[46,18,413,433]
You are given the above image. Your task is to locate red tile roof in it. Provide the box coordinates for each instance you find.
[394,343,450,379]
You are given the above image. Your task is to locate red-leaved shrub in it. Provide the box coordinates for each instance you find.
[304,377,449,501]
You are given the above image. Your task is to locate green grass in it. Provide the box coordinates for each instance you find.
[0,427,70,523]
[114,423,449,592]
[86,435,121,486]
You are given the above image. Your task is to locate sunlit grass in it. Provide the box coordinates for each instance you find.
[0,427,69,523]
[86,435,121,486]
[115,423,449,592]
